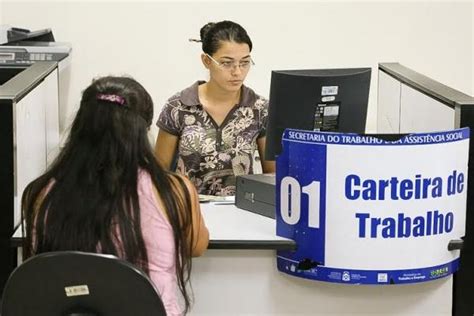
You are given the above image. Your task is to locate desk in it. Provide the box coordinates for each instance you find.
[11,203,453,315]
[11,203,295,251]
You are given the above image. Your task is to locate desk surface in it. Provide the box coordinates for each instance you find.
[11,203,296,251]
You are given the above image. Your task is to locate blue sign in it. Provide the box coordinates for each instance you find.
[276,128,469,284]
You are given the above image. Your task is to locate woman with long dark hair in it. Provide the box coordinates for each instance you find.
[22,76,209,315]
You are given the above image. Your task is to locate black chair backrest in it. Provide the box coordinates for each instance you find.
[1,251,167,316]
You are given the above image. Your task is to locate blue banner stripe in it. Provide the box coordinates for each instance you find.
[282,128,470,146]
[277,257,459,285]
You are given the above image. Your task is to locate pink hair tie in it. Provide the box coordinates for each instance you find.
[97,93,126,105]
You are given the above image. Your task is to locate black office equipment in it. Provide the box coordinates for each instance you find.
[1,251,167,316]
[236,67,371,216]
[236,174,276,218]
[0,26,70,65]
[0,26,54,45]
[265,68,371,160]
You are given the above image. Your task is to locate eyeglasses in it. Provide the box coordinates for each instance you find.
[206,53,255,71]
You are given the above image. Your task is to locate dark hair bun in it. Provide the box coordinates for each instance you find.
[199,20,252,55]
[200,22,215,42]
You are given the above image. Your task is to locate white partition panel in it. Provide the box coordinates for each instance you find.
[400,84,455,133]
[377,70,402,133]
[44,69,60,165]
[376,63,474,316]
[377,69,456,134]
[14,69,59,226]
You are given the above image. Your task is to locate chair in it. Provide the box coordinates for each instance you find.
[1,251,167,316]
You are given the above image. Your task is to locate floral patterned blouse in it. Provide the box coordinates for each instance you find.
[157,81,268,196]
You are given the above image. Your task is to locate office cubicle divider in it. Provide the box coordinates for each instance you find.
[377,63,474,315]
[0,62,60,294]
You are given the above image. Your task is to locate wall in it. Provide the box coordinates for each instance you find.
[0,0,5,34]
[2,1,473,137]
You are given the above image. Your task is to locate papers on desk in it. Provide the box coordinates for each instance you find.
[198,195,235,205]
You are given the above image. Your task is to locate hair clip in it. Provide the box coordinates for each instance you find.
[188,38,202,43]
[97,94,126,105]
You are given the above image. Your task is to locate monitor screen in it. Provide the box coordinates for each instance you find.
[264,68,371,160]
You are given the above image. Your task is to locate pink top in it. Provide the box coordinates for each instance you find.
[137,170,182,316]
[38,172,182,315]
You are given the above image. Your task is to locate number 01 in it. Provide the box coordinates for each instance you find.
[280,176,320,228]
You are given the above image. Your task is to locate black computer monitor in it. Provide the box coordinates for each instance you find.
[264,68,371,160]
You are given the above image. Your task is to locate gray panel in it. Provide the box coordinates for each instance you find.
[377,70,401,133]
[400,83,455,133]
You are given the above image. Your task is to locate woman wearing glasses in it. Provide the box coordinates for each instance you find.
[155,20,274,196]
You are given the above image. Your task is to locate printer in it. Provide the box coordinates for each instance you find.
[0,25,72,133]
[0,25,71,65]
